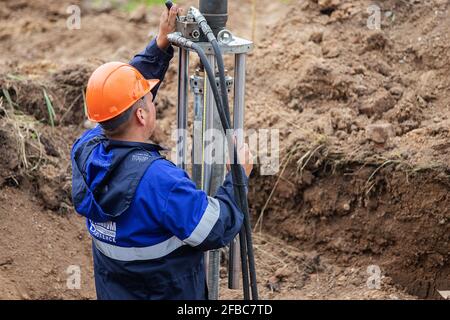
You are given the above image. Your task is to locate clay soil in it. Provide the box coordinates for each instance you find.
[0,0,448,300]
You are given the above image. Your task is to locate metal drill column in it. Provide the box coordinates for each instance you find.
[234,54,246,141]
[228,53,247,290]
[204,53,223,301]
[191,71,205,189]
[176,47,189,169]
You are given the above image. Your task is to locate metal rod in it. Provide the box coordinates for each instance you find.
[191,72,204,189]
[203,54,216,192]
[228,53,246,290]
[176,47,189,169]
[234,54,246,145]
[204,250,210,292]
[228,235,241,289]
[204,53,221,300]
[208,249,220,300]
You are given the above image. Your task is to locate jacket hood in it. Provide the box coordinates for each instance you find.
[71,126,163,222]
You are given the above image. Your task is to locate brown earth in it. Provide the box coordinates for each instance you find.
[0,0,449,300]
[244,0,450,299]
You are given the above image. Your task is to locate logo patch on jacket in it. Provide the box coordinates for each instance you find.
[89,220,117,243]
[131,152,150,163]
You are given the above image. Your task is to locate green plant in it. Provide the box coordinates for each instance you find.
[2,88,20,109]
[42,88,56,128]
[82,88,88,118]
[6,74,25,81]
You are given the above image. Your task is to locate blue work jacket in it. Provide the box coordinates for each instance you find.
[71,39,246,300]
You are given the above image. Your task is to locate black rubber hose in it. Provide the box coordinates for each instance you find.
[209,39,259,300]
[191,43,257,300]
[195,31,259,299]
[165,1,173,10]
[230,156,259,300]
[228,235,234,288]
[238,228,250,299]
[212,39,237,290]
[211,40,231,125]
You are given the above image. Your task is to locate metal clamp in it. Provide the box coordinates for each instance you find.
[218,29,233,45]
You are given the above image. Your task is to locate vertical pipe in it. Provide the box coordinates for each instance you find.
[204,250,210,291]
[208,248,221,300]
[235,54,258,300]
[228,236,241,289]
[192,73,204,189]
[229,53,246,290]
[234,54,246,149]
[176,47,189,169]
[203,54,216,192]
[191,73,208,281]
[204,53,221,300]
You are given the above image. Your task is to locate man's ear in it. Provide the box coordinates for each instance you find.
[135,107,146,126]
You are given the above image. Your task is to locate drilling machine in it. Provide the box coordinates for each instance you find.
[165,0,258,300]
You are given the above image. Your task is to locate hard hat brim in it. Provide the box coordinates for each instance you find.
[147,79,160,93]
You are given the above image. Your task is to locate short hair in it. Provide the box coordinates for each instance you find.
[100,96,148,137]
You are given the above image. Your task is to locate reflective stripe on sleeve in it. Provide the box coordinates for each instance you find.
[183,197,220,247]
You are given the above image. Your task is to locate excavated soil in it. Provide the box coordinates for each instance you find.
[0,0,449,299]
[243,0,450,299]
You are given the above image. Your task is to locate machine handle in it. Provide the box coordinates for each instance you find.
[165,1,173,11]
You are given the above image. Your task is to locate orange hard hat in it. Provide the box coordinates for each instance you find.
[86,62,159,123]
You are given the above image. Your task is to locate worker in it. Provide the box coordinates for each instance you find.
[70,4,253,300]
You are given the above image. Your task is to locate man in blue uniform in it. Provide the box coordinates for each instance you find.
[71,4,253,300]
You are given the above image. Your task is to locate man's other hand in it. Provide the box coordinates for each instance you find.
[227,143,254,178]
[239,143,254,178]
[157,3,181,50]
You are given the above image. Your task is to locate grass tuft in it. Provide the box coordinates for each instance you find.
[42,88,56,128]
[2,88,17,109]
